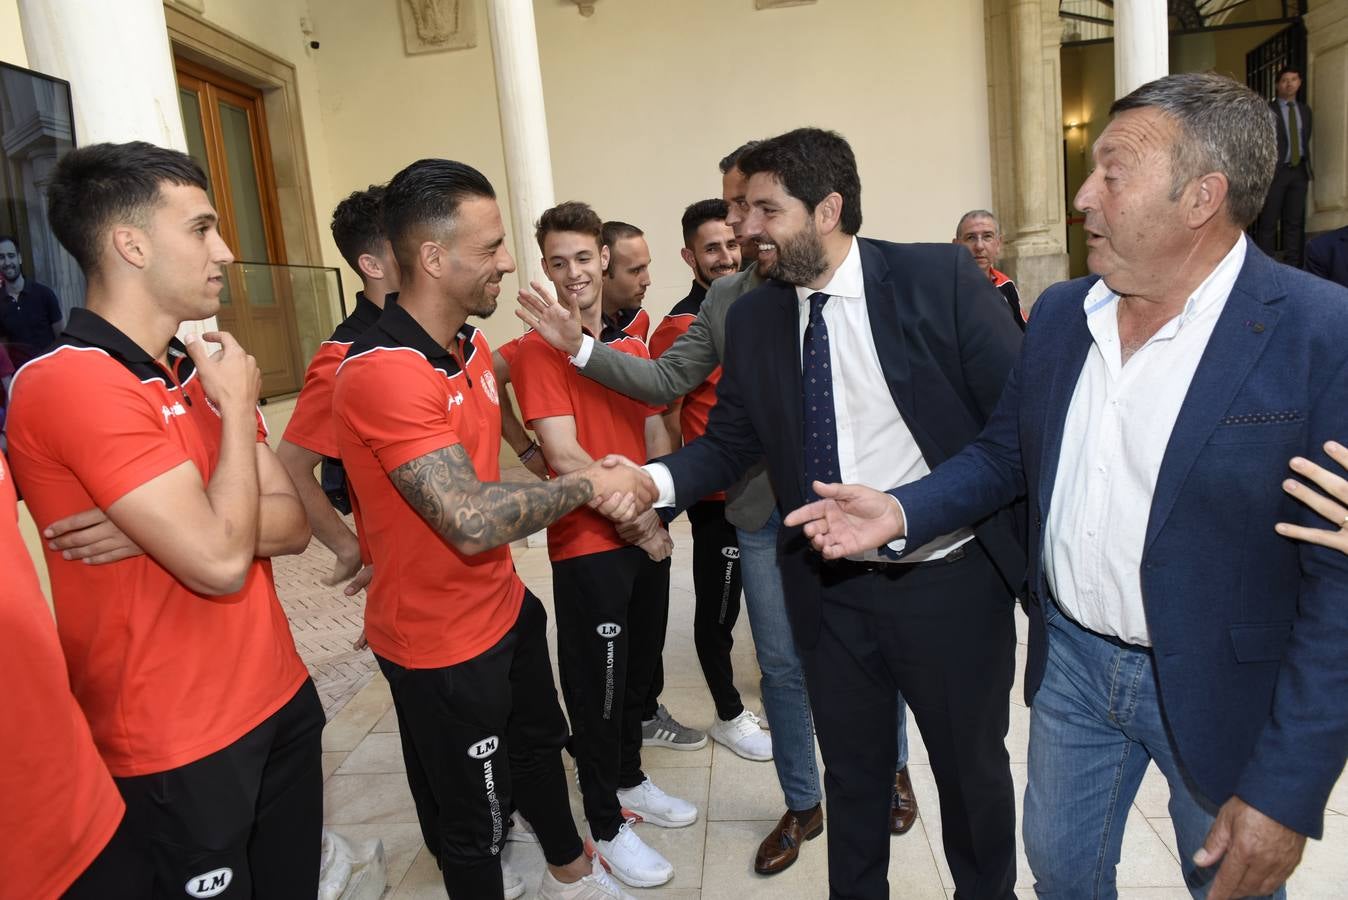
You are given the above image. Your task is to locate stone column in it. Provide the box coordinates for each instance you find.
[17,0,214,335]
[1305,0,1348,234]
[1114,0,1168,98]
[18,0,186,150]
[487,0,557,290]
[991,0,1069,308]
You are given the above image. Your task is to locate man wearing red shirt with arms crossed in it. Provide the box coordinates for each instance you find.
[6,141,320,897]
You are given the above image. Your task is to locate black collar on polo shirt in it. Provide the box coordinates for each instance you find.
[372,294,479,377]
[597,312,634,344]
[60,307,194,388]
[331,290,385,343]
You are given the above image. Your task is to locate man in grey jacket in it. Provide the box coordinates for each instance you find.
[516,143,919,875]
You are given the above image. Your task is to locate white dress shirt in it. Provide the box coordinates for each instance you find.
[647,237,971,562]
[1044,235,1247,645]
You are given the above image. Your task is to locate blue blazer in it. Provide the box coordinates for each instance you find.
[1306,225,1348,289]
[659,238,1026,648]
[895,242,1348,839]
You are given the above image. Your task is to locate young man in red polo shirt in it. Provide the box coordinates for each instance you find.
[333,159,653,900]
[648,199,772,762]
[5,141,321,897]
[0,450,130,899]
[277,185,397,592]
[513,202,697,889]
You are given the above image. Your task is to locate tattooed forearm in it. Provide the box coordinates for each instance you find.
[390,444,595,553]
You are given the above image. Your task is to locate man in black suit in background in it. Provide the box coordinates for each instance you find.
[640,128,1024,899]
[1256,66,1313,267]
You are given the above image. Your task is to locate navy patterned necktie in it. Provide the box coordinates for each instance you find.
[802,291,840,501]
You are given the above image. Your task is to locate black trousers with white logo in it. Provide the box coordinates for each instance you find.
[553,545,670,841]
[687,499,744,722]
[376,592,582,899]
[65,679,325,900]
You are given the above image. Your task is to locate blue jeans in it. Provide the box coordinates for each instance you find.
[1024,602,1285,900]
[735,508,909,812]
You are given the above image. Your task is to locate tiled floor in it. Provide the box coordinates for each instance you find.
[299,515,1348,899]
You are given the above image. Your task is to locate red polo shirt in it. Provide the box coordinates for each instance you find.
[0,451,125,899]
[333,300,524,669]
[511,319,656,562]
[650,282,724,502]
[283,292,383,458]
[4,309,309,777]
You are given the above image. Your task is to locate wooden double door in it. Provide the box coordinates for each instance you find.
[176,58,302,397]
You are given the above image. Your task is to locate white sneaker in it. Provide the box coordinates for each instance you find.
[538,853,637,899]
[708,709,774,761]
[616,776,698,828]
[503,860,525,899]
[506,810,538,844]
[590,821,673,887]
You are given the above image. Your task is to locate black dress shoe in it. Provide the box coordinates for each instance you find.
[754,805,824,874]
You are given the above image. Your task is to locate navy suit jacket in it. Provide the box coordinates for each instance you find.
[1306,225,1348,289]
[660,238,1026,648]
[895,242,1348,838]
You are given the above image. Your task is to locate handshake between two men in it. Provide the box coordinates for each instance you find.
[584,455,671,561]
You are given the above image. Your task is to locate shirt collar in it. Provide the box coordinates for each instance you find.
[60,307,189,384]
[685,280,707,305]
[351,291,383,329]
[794,236,863,305]
[375,295,476,366]
[1082,234,1248,330]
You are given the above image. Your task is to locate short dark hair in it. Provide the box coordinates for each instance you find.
[737,128,863,235]
[601,221,643,252]
[535,201,602,253]
[1277,65,1302,81]
[46,141,208,274]
[0,234,18,252]
[681,199,729,246]
[719,140,761,175]
[383,158,496,269]
[330,185,388,274]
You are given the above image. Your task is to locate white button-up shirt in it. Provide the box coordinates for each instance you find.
[648,237,971,562]
[1044,235,1247,645]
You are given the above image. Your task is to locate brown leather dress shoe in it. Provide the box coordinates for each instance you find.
[891,766,919,835]
[754,805,824,875]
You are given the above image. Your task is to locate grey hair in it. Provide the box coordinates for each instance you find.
[955,209,1000,238]
[1110,72,1275,228]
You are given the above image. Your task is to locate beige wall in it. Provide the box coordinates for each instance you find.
[308,0,994,345]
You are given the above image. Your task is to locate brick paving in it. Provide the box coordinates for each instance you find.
[271,515,378,718]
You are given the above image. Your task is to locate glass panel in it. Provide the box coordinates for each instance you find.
[231,261,345,365]
[178,88,229,305]
[218,100,274,306]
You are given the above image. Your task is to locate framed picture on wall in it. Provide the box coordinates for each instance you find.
[0,59,80,373]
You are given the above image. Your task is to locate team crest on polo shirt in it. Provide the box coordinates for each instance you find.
[480,370,499,406]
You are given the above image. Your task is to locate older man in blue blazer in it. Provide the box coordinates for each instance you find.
[786,73,1348,900]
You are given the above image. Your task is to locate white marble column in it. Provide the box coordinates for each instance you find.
[487,0,557,290]
[18,0,186,150]
[1114,0,1169,98]
[17,0,214,335]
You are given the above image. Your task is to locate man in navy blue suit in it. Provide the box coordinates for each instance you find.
[786,73,1348,900]
[641,128,1026,899]
[1305,224,1348,290]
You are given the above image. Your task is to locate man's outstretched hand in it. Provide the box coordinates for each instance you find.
[516,280,584,357]
[782,481,906,559]
[584,454,658,524]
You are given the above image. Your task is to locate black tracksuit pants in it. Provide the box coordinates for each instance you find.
[375,592,583,899]
[553,545,670,841]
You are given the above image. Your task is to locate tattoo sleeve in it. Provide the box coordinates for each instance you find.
[390,443,594,553]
